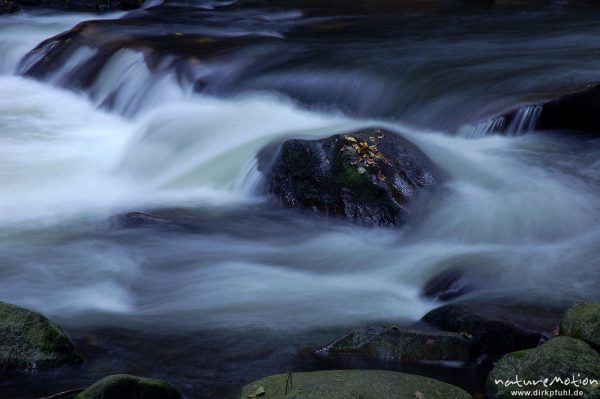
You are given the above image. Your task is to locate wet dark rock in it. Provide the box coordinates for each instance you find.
[421,302,563,359]
[316,325,472,363]
[240,370,471,399]
[257,127,442,226]
[560,302,600,348]
[0,0,20,14]
[17,10,285,97]
[74,374,182,399]
[479,83,600,137]
[422,268,469,301]
[486,337,600,399]
[17,0,143,12]
[0,301,81,370]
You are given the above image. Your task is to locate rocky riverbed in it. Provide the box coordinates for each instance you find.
[2,1,600,398]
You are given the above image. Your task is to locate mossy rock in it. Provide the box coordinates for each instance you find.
[257,127,442,226]
[240,369,470,399]
[560,303,600,347]
[0,301,80,370]
[75,374,182,399]
[486,336,600,398]
[316,325,472,362]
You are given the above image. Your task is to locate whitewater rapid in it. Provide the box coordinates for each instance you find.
[1,11,600,337]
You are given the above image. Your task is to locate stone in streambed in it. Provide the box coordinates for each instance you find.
[421,302,562,358]
[422,267,474,301]
[257,127,442,226]
[421,265,497,301]
[560,302,600,348]
[240,369,470,399]
[316,325,472,363]
[75,374,182,399]
[476,83,600,137]
[0,301,80,370]
[486,336,600,399]
[114,211,184,229]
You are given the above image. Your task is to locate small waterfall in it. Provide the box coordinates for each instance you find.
[459,104,543,139]
[459,115,506,138]
[47,46,99,85]
[505,104,543,136]
[88,49,189,116]
[233,157,265,196]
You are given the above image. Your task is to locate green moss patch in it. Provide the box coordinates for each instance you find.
[0,301,80,370]
[560,302,600,347]
[240,369,470,399]
[486,336,600,398]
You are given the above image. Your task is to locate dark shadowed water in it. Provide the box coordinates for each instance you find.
[1,1,600,398]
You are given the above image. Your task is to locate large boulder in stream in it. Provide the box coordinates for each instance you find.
[315,325,472,363]
[486,336,600,399]
[257,128,442,226]
[75,374,182,399]
[560,302,600,347]
[239,370,470,399]
[421,302,562,359]
[0,301,80,370]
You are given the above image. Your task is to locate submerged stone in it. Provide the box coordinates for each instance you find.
[257,127,442,226]
[316,325,472,363]
[486,336,600,399]
[240,369,470,399]
[0,301,80,370]
[421,265,497,301]
[75,374,182,399]
[560,302,600,348]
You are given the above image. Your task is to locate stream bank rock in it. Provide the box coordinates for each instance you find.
[486,336,600,399]
[421,303,562,359]
[476,83,600,137]
[316,325,472,363]
[0,0,20,13]
[240,369,470,399]
[75,374,182,399]
[0,301,80,370]
[560,302,600,348]
[17,0,143,12]
[257,128,442,226]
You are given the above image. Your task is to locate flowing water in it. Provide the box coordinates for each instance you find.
[2,1,600,398]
